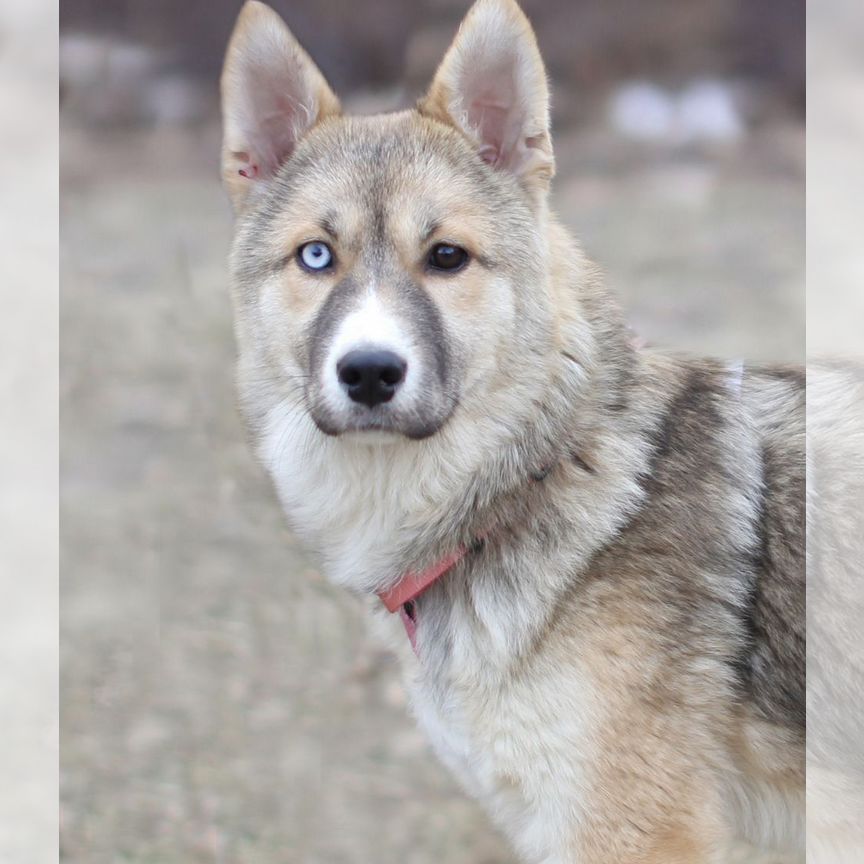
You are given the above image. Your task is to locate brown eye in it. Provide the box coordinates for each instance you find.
[428,243,469,273]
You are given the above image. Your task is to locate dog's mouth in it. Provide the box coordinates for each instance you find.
[310,409,448,441]
[304,373,457,441]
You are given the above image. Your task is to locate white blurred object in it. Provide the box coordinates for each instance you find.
[678,79,743,143]
[607,81,676,141]
[609,78,744,144]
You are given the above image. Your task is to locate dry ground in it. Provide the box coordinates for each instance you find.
[61,114,802,863]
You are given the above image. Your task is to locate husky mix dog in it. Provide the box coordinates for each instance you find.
[220,1,805,861]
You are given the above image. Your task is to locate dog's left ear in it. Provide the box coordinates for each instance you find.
[220,1,341,212]
[420,0,554,192]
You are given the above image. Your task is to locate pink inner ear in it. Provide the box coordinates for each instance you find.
[471,97,526,171]
[468,99,508,164]
[236,64,313,180]
[459,56,524,171]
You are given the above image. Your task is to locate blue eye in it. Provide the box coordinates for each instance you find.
[298,241,334,272]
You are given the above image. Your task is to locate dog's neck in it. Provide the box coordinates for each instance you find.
[262,357,580,581]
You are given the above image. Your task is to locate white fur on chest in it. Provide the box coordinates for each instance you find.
[257,384,652,861]
[405,618,599,864]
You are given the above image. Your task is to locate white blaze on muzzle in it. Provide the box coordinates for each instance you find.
[322,290,420,409]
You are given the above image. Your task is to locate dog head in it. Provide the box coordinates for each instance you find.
[222,0,567,446]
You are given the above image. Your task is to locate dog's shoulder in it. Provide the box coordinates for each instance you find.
[568,352,806,733]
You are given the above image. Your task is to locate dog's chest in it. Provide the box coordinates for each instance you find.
[405,636,597,859]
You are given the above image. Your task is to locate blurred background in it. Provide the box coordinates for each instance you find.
[60,1,804,862]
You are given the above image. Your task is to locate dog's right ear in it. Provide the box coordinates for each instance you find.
[220,1,340,212]
[419,0,553,196]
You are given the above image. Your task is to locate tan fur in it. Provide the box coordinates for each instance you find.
[220,2,805,861]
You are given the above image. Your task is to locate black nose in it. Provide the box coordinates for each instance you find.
[337,349,407,408]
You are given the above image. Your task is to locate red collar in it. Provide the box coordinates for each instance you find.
[377,544,471,652]
[377,544,471,613]
[376,461,556,652]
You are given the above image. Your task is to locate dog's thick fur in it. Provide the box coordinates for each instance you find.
[220,2,805,860]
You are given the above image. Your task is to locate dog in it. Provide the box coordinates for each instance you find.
[220,1,805,860]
